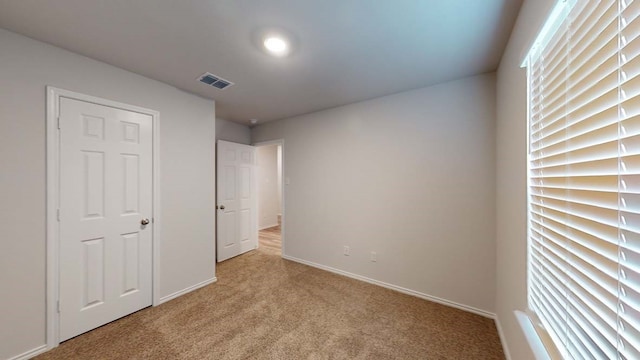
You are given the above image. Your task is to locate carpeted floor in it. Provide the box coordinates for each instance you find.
[36,227,504,359]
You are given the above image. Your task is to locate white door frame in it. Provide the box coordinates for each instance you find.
[253,139,285,256]
[45,86,161,349]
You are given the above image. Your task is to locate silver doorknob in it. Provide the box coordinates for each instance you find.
[219,205,225,210]
[141,218,150,225]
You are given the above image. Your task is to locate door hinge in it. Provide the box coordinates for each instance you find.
[57,209,60,222]
[57,300,60,313]
[57,117,60,130]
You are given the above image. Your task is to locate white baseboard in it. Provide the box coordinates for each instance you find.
[7,345,47,360]
[282,255,495,319]
[259,223,279,230]
[158,277,217,305]
[495,315,512,360]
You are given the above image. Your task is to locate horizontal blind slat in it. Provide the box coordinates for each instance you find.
[527,1,640,358]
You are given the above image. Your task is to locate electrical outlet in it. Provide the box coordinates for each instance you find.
[370,251,377,262]
[343,246,350,256]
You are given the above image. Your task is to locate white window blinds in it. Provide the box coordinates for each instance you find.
[528,0,640,358]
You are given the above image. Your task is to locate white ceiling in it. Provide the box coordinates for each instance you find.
[0,0,523,125]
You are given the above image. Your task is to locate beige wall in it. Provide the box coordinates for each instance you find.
[0,29,216,359]
[252,73,497,314]
[277,145,282,214]
[257,145,281,229]
[216,118,251,145]
[495,0,555,359]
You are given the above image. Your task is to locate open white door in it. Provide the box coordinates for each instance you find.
[216,140,258,262]
[58,97,153,341]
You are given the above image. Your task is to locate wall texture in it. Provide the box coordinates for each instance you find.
[216,118,251,145]
[495,0,554,358]
[0,29,216,359]
[252,74,497,314]
[277,145,283,214]
[257,145,281,229]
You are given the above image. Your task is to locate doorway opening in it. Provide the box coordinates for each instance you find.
[255,140,284,256]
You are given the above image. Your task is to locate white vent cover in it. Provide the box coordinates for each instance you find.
[197,72,234,90]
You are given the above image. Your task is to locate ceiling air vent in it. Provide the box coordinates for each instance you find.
[198,72,234,90]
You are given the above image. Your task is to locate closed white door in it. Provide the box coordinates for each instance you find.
[217,140,257,262]
[58,97,153,341]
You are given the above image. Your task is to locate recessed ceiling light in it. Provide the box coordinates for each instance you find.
[250,119,258,125]
[263,36,290,57]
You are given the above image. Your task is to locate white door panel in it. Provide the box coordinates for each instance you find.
[217,140,257,262]
[59,97,153,341]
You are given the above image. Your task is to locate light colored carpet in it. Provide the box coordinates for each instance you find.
[36,228,504,359]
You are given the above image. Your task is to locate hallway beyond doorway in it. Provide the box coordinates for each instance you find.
[259,225,281,254]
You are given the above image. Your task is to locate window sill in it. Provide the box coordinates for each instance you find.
[515,310,562,360]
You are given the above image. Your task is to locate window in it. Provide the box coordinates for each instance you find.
[527,0,640,358]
